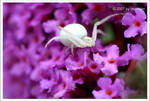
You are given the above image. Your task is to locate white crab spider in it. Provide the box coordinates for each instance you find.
[45,13,122,54]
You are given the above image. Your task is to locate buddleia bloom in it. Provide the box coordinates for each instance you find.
[121,8,147,38]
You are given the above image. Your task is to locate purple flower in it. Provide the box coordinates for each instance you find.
[39,69,76,98]
[65,56,85,70]
[30,67,42,81]
[65,48,89,70]
[123,44,146,61]
[28,4,54,27]
[127,44,146,60]
[40,79,57,91]
[81,3,113,25]
[42,20,60,36]
[92,77,124,99]
[71,70,84,85]
[87,59,102,74]
[3,3,147,99]
[93,45,120,76]
[8,13,29,40]
[117,44,146,66]
[48,46,66,68]
[42,4,77,36]
[121,8,147,38]
[3,71,30,98]
[117,43,146,68]
[9,45,40,76]
[26,27,45,47]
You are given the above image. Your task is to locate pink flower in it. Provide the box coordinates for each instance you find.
[127,44,146,61]
[40,45,66,70]
[93,45,120,76]
[42,20,60,36]
[92,77,124,99]
[40,79,57,92]
[42,4,77,36]
[65,48,89,70]
[47,46,66,68]
[39,69,76,98]
[71,70,84,85]
[121,8,147,38]
[10,45,40,76]
[87,61,102,74]
[81,3,111,25]
[117,44,146,66]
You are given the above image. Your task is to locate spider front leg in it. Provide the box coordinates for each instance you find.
[45,36,60,48]
[92,13,123,42]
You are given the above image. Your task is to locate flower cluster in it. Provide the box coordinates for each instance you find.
[3,3,147,99]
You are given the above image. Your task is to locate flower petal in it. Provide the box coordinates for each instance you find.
[97,77,112,89]
[112,79,124,94]
[101,64,118,76]
[92,90,111,99]
[54,8,68,20]
[121,12,135,26]
[134,8,146,21]
[139,21,147,36]
[107,45,119,59]
[93,53,106,66]
[117,51,130,66]
[42,20,59,34]
[124,25,138,38]
[40,79,51,89]
[130,44,145,60]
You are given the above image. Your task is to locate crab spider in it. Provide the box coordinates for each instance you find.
[45,13,123,54]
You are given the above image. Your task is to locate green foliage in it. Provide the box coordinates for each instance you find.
[100,23,115,45]
[125,60,147,98]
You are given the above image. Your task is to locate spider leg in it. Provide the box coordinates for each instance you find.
[97,29,106,36]
[65,47,70,54]
[92,13,123,42]
[45,36,60,48]
[71,44,74,56]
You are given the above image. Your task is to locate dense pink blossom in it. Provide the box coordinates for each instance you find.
[92,77,124,99]
[121,8,147,38]
[3,3,147,99]
[43,4,77,36]
[93,45,127,76]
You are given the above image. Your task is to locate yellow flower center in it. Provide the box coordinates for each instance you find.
[80,62,84,66]
[134,20,141,27]
[108,59,115,63]
[106,90,112,96]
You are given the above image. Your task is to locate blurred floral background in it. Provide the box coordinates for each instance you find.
[3,3,147,99]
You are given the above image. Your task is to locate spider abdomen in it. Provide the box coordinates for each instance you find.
[60,23,87,47]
